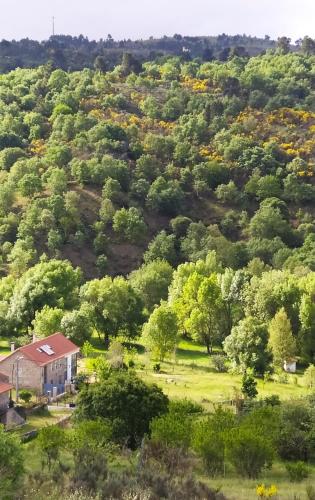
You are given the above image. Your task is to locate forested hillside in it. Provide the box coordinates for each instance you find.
[0,45,313,350]
[2,38,315,500]
[0,49,314,280]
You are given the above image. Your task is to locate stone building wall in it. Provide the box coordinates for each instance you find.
[45,357,67,386]
[0,352,42,394]
[0,391,9,411]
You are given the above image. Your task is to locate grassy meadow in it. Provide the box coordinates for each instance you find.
[1,333,314,499]
[86,335,310,407]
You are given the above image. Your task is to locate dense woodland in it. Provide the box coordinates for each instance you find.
[0,33,278,72]
[1,36,315,499]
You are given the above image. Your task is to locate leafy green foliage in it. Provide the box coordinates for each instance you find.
[0,425,24,498]
[225,426,274,478]
[76,372,169,448]
[143,301,178,360]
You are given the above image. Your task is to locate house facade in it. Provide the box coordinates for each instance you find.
[0,372,13,412]
[0,333,80,396]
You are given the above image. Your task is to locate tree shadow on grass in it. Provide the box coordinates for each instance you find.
[176,347,209,361]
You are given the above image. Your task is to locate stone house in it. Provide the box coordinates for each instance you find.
[0,333,80,396]
[0,372,13,412]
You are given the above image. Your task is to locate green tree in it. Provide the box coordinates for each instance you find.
[143,301,178,361]
[144,230,177,266]
[215,181,239,203]
[60,308,92,346]
[113,207,147,243]
[223,317,271,375]
[268,307,296,368]
[249,206,293,243]
[18,173,42,197]
[70,419,112,451]
[45,167,67,195]
[47,228,63,255]
[192,407,235,476]
[0,425,24,498]
[129,259,173,313]
[80,276,144,348]
[301,36,315,55]
[32,305,63,337]
[8,259,81,330]
[48,69,70,91]
[37,426,66,469]
[94,55,108,73]
[175,273,223,354]
[76,372,168,448]
[256,175,282,200]
[0,147,26,171]
[150,406,192,450]
[147,177,184,215]
[303,364,315,389]
[102,178,122,203]
[170,216,192,237]
[121,52,142,76]
[241,372,258,399]
[276,36,291,54]
[299,294,315,363]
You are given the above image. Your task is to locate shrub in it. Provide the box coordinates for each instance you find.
[19,389,32,404]
[10,335,31,348]
[169,398,203,416]
[193,426,225,476]
[276,401,315,462]
[0,425,24,497]
[113,207,147,243]
[212,354,227,372]
[241,372,258,399]
[37,426,66,469]
[73,373,89,391]
[285,461,309,482]
[225,427,274,478]
[150,408,192,450]
[193,407,236,477]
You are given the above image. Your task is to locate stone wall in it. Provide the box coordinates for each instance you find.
[0,352,42,394]
[0,392,9,411]
[0,372,9,384]
[45,357,67,386]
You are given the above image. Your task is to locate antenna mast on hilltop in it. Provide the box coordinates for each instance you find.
[52,16,55,37]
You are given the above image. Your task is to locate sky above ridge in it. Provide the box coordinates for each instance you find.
[0,0,314,41]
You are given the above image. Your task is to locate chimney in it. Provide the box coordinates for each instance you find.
[33,333,37,343]
[10,342,15,352]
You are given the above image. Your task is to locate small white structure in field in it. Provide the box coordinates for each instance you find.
[283,358,297,373]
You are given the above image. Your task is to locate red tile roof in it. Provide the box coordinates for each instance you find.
[0,381,13,395]
[12,333,79,367]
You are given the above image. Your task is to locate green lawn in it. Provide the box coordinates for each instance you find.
[0,336,10,356]
[3,333,313,498]
[11,408,73,437]
[1,331,310,499]
[204,462,315,500]
[87,336,309,407]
